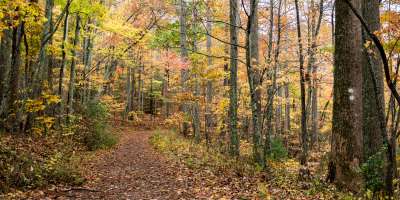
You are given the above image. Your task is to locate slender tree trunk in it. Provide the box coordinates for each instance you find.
[0,30,12,118]
[245,0,264,166]
[361,0,386,193]
[328,0,364,192]
[7,23,24,132]
[137,65,142,112]
[284,83,290,133]
[229,0,239,157]
[264,0,275,154]
[40,0,54,91]
[205,0,213,146]
[162,67,169,117]
[130,68,136,113]
[58,4,70,96]
[126,67,132,118]
[179,0,190,137]
[294,0,308,168]
[83,19,93,104]
[308,0,324,147]
[67,15,81,116]
[275,86,282,135]
[192,3,201,143]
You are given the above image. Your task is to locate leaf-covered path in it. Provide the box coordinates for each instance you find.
[53,126,193,199]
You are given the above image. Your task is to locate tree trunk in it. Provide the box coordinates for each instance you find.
[39,0,54,91]
[0,30,12,117]
[308,0,324,148]
[7,23,24,132]
[178,0,190,137]
[229,0,239,157]
[284,83,290,133]
[67,15,81,116]
[205,0,213,146]
[192,4,201,143]
[126,67,132,117]
[361,0,386,192]
[162,67,169,117]
[58,4,70,97]
[294,0,309,168]
[275,86,282,135]
[264,0,275,154]
[130,68,136,113]
[83,19,93,104]
[246,0,264,166]
[329,0,364,192]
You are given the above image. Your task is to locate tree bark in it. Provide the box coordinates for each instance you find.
[229,0,239,157]
[205,0,213,146]
[361,0,386,192]
[39,0,54,91]
[264,0,275,154]
[67,15,81,116]
[294,0,309,172]
[58,3,70,97]
[307,0,324,147]
[178,0,190,137]
[7,23,24,132]
[0,30,12,117]
[245,0,264,166]
[329,0,364,192]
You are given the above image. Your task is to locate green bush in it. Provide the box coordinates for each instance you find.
[83,101,117,150]
[267,137,288,161]
[361,148,385,194]
[0,147,83,194]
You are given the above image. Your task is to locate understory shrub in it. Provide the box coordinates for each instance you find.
[267,137,288,161]
[83,100,117,150]
[149,130,356,199]
[0,143,83,194]
[361,147,385,195]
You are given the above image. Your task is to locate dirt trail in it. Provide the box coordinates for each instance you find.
[53,127,194,200]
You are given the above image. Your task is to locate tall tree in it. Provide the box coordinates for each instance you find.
[205,0,213,146]
[7,22,25,132]
[0,30,12,118]
[58,0,70,97]
[229,0,239,157]
[306,0,324,147]
[178,0,190,137]
[245,0,264,166]
[294,0,308,169]
[192,1,201,143]
[38,0,54,91]
[328,0,364,192]
[361,0,386,191]
[264,0,275,154]
[67,15,81,116]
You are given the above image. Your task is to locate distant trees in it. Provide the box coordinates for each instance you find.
[1,0,399,196]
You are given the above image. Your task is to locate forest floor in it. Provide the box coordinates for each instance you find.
[20,125,194,199]
[3,122,355,200]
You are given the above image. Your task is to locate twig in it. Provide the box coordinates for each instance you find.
[59,187,100,192]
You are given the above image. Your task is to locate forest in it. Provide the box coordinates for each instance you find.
[1,0,400,199]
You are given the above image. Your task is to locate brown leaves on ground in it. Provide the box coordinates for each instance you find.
[1,122,354,199]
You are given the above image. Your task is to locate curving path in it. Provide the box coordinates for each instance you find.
[53,127,194,200]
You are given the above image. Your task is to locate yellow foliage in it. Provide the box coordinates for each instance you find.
[25,99,45,113]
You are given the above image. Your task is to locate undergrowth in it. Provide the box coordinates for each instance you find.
[149,130,360,199]
[0,100,118,194]
[0,134,84,194]
[81,100,117,150]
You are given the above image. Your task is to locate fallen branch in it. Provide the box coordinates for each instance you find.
[59,187,100,193]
